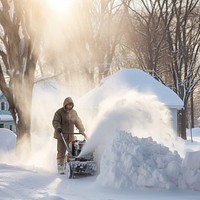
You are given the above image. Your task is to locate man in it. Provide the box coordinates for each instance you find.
[52,97,86,174]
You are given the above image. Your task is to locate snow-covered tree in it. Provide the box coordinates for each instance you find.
[0,0,40,154]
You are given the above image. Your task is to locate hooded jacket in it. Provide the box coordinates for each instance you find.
[52,97,85,141]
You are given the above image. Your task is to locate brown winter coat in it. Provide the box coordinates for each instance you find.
[52,97,85,142]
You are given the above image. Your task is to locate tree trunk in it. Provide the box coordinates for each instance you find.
[180,108,187,140]
[15,92,32,156]
[8,57,36,157]
[190,92,194,128]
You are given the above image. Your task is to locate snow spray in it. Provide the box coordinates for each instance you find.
[78,90,181,159]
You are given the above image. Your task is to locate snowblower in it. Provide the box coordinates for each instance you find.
[60,132,97,178]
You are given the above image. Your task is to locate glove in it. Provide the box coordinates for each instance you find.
[56,127,62,134]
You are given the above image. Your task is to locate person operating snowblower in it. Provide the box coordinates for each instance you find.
[52,97,87,175]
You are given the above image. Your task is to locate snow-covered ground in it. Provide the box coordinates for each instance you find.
[0,129,200,200]
[0,69,200,199]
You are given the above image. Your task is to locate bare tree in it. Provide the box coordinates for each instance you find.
[159,0,200,139]
[123,0,200,139]
[122,0,171,81]
[0,0,40,154]
[52,0,127,87]
[88,0,126,80]
[35,0,126,93]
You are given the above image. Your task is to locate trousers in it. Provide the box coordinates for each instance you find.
[57,139,67,164]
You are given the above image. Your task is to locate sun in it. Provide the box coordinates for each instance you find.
[46,0,71,13]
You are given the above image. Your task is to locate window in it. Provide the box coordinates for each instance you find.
[1,102,5,110]
[0,124,4,128]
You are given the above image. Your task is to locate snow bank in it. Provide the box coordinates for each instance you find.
[0,128,16,153]
[181,151,200,191]
[97,131,182,190]
[96,131,200,191]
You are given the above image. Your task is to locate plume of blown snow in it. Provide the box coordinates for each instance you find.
[79,90,182,159]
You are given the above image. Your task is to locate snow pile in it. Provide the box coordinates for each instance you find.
[97,131,182,190]
[95,130,200,191]
[0,128,16,153]
[181,151,200,191]
[0,130,57,172]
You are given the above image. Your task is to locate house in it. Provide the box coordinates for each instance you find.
[0,91,16,132]
[79,68,184,134]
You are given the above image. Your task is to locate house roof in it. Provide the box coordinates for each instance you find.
[81,68,184,109]
[0,114,13,121]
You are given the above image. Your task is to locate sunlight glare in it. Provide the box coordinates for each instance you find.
[47,0,71,13]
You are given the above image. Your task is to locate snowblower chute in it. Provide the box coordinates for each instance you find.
[60,132,96,178]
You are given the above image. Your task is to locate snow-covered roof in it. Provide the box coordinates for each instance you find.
[0,114,13,121]
[81,68,183,109]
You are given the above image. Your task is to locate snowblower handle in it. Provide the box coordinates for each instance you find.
[62,132,83,135]
[62,132,87,139]
[59,132,73,157]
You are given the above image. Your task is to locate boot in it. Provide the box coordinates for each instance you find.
[57,159,65,175]
[57,164,65,174]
